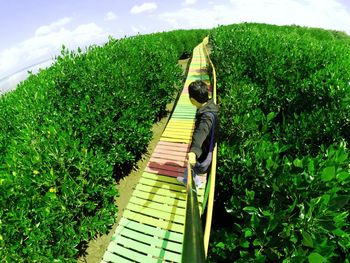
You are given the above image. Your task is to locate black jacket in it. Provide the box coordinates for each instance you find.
[190,99,219,163]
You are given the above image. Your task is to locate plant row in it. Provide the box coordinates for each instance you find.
[208,23,350,262]
[0,29,208,262]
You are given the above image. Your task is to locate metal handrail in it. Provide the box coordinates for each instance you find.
[202,36,218,257]
[181,36,217,262]
[182,162,206,263]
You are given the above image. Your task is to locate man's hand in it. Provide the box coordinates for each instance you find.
[187,152,196,165]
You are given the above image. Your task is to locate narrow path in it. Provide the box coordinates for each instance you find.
[101,40,210,263]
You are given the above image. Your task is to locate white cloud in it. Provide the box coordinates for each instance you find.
[130,2,158,14]
[158,0,350,34]
[35,17,72,36]
[104,11,117,21]
[0,18,109,80]
[182,0,197,6]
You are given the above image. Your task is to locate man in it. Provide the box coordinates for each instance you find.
[177,80,219,188]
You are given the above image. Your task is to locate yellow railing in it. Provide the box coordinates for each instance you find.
[182,36,218,262]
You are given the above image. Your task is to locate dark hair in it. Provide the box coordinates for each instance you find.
[188,80,209,103]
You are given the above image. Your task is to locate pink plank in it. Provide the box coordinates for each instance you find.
[155,144,189,153]
[147,162,185,172]
[151,152,187,161]
[157,141,190,149]
[145,167,183,177]
[152,149,187,157]
[150,157,185,167]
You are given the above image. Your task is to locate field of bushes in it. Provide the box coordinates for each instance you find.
[0,29,207,262]
[208,23,350,262]
[2,21,349,263]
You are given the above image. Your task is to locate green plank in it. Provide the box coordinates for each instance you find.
[135,183,187,200]
[142,172,183,184]
[103,251,133,263]
[138,177,187,193]
[113,235,181,262]
[118,218,183,243]
[132,189,187,208]
[107,242,157,263]
[114,224,182,252]
[123,210,184,233]
[129,195,186,216]
[126,202,185,224]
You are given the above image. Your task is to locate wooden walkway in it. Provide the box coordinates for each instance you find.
[101,39,210,263]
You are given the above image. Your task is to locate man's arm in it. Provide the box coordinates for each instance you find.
[189,114,213,161]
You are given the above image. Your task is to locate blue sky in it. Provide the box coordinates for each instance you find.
[1,0,350,90]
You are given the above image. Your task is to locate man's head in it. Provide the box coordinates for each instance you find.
[188,80,209,107]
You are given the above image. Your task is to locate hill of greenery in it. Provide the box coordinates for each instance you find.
[0,29,208,262]
[208,23,350,262]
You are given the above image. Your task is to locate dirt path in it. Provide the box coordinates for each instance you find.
[78,58,190,263]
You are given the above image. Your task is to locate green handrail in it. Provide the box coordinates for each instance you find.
[182,162,206,263]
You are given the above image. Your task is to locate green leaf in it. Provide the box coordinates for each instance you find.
[336,171,349,181]
[267,112,276,122]
[293,158,303,168]
[308,252,325,263]
[240,240,250,248]
[216,242,225,249]
[321,166,335,182]
[302,231,313,248]
[244,228,253,238]
[243,206,257,214]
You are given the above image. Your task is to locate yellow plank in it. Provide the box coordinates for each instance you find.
[160,137,191,143]
[163,126,194,132]
[162,131,192,137]
[126,202,185,224]
[161,135,192,141]
[129,196,186,216]
[123,210,184,233]
[132,190,186,208]
[139,177,187,192]
[135,183,187,199]
[142,172,183,184]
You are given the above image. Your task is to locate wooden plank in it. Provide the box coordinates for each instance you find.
[139,177,187,192]
[162,127,194,133]
[103,251,133,263]
[161,135,192,141]
[107,242,157,263]
[145,166,185,177]
[147,162,185,172]
[162,131,192,137]
[123,210,184,233]
[159,137,191,144]
[152,148,188,156]
[117,236,181,263]
[156,141,189,148]
[149,157,185,167]
[142,172,184,185]
[135,184,186,200]
[118,217,183,243]
[114,224,182,253]
[129,196,186,216]
[112,235,180,262]
[150,152,186,162]
[154,143,188,152]
[132,189,187,208]
[126,202,185,224]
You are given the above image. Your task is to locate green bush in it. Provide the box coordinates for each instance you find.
[0,29,206,261]
[208,23,350,262]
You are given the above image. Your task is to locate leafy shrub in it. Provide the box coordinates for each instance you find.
[0,29,207,261]
[208,23,350,262]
